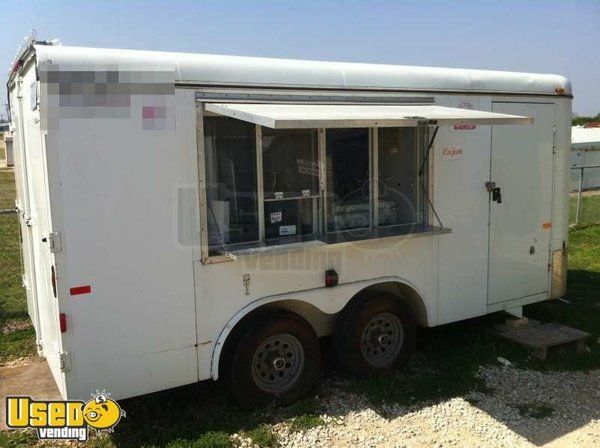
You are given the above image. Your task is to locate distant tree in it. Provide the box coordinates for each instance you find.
[573,113,600,126]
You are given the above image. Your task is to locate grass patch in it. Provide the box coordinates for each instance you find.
[0,214,27,320]
[165,431,233,448]
[0,429,38,448]
[281,397,326,432]
[0,327,36,364]
[287,414,326,432]
[569,192,600,228]
[568,224,600,272]
[104,382,277,448]
[0,168,17,210]
[0,183,34,364]
[515,402,554,419]
[244,425,278,447]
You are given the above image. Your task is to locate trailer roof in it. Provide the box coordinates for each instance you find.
[30,44,570,97]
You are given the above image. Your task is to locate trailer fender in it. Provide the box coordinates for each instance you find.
[210,275,430,380]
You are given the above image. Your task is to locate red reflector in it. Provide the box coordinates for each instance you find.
[70,285,91,296]
[59,313,67,333]
[325,269,339,287]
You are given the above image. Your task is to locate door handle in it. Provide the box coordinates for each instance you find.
[486,182,502,204]
[492,187,502,204]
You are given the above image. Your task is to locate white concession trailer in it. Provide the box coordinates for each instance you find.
[7,40,571,405]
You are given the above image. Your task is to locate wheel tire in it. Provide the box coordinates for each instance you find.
[335,294,416,376]
[225,311,321,408]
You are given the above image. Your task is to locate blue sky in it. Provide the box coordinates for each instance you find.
[1,1,599,117]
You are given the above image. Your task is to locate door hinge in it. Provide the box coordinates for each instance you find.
[552,126,557,154]
[59,351,71,372]
[47,231,62,253]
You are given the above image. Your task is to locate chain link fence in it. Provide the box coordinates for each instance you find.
[570,165,600,227]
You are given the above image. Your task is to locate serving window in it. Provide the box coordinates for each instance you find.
[202,113,431,259]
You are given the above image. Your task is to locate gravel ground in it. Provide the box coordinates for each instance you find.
[246,366,600,447]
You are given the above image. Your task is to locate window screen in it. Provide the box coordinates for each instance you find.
[326,128,370,233]
[204,116,259,254]
[378,127,421,226]
[262,128,319,199]
[262,128,319,243]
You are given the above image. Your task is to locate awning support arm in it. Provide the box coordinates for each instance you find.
[418,125,444,228]
[424,190,444,228]
[418,125,439,176]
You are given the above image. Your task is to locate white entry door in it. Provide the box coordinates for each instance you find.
[488,102,554,305]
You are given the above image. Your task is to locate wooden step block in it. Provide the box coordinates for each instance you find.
[497,323,591,360]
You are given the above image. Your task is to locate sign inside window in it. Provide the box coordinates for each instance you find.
[279,225,297,236]
[270,211,282,224]
[297,159,319,177]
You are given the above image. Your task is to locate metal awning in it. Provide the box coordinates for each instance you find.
[204,103,533,129]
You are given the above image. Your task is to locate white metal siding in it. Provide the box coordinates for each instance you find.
[54,89,200,400]
[488,102,555,304]
[434,96,493,324]
[15,64,66,395]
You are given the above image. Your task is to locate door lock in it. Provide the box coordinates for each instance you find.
[486,182,502,204]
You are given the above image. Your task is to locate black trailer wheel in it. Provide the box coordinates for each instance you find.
[225,311,320,407]
[335,294,416,376]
